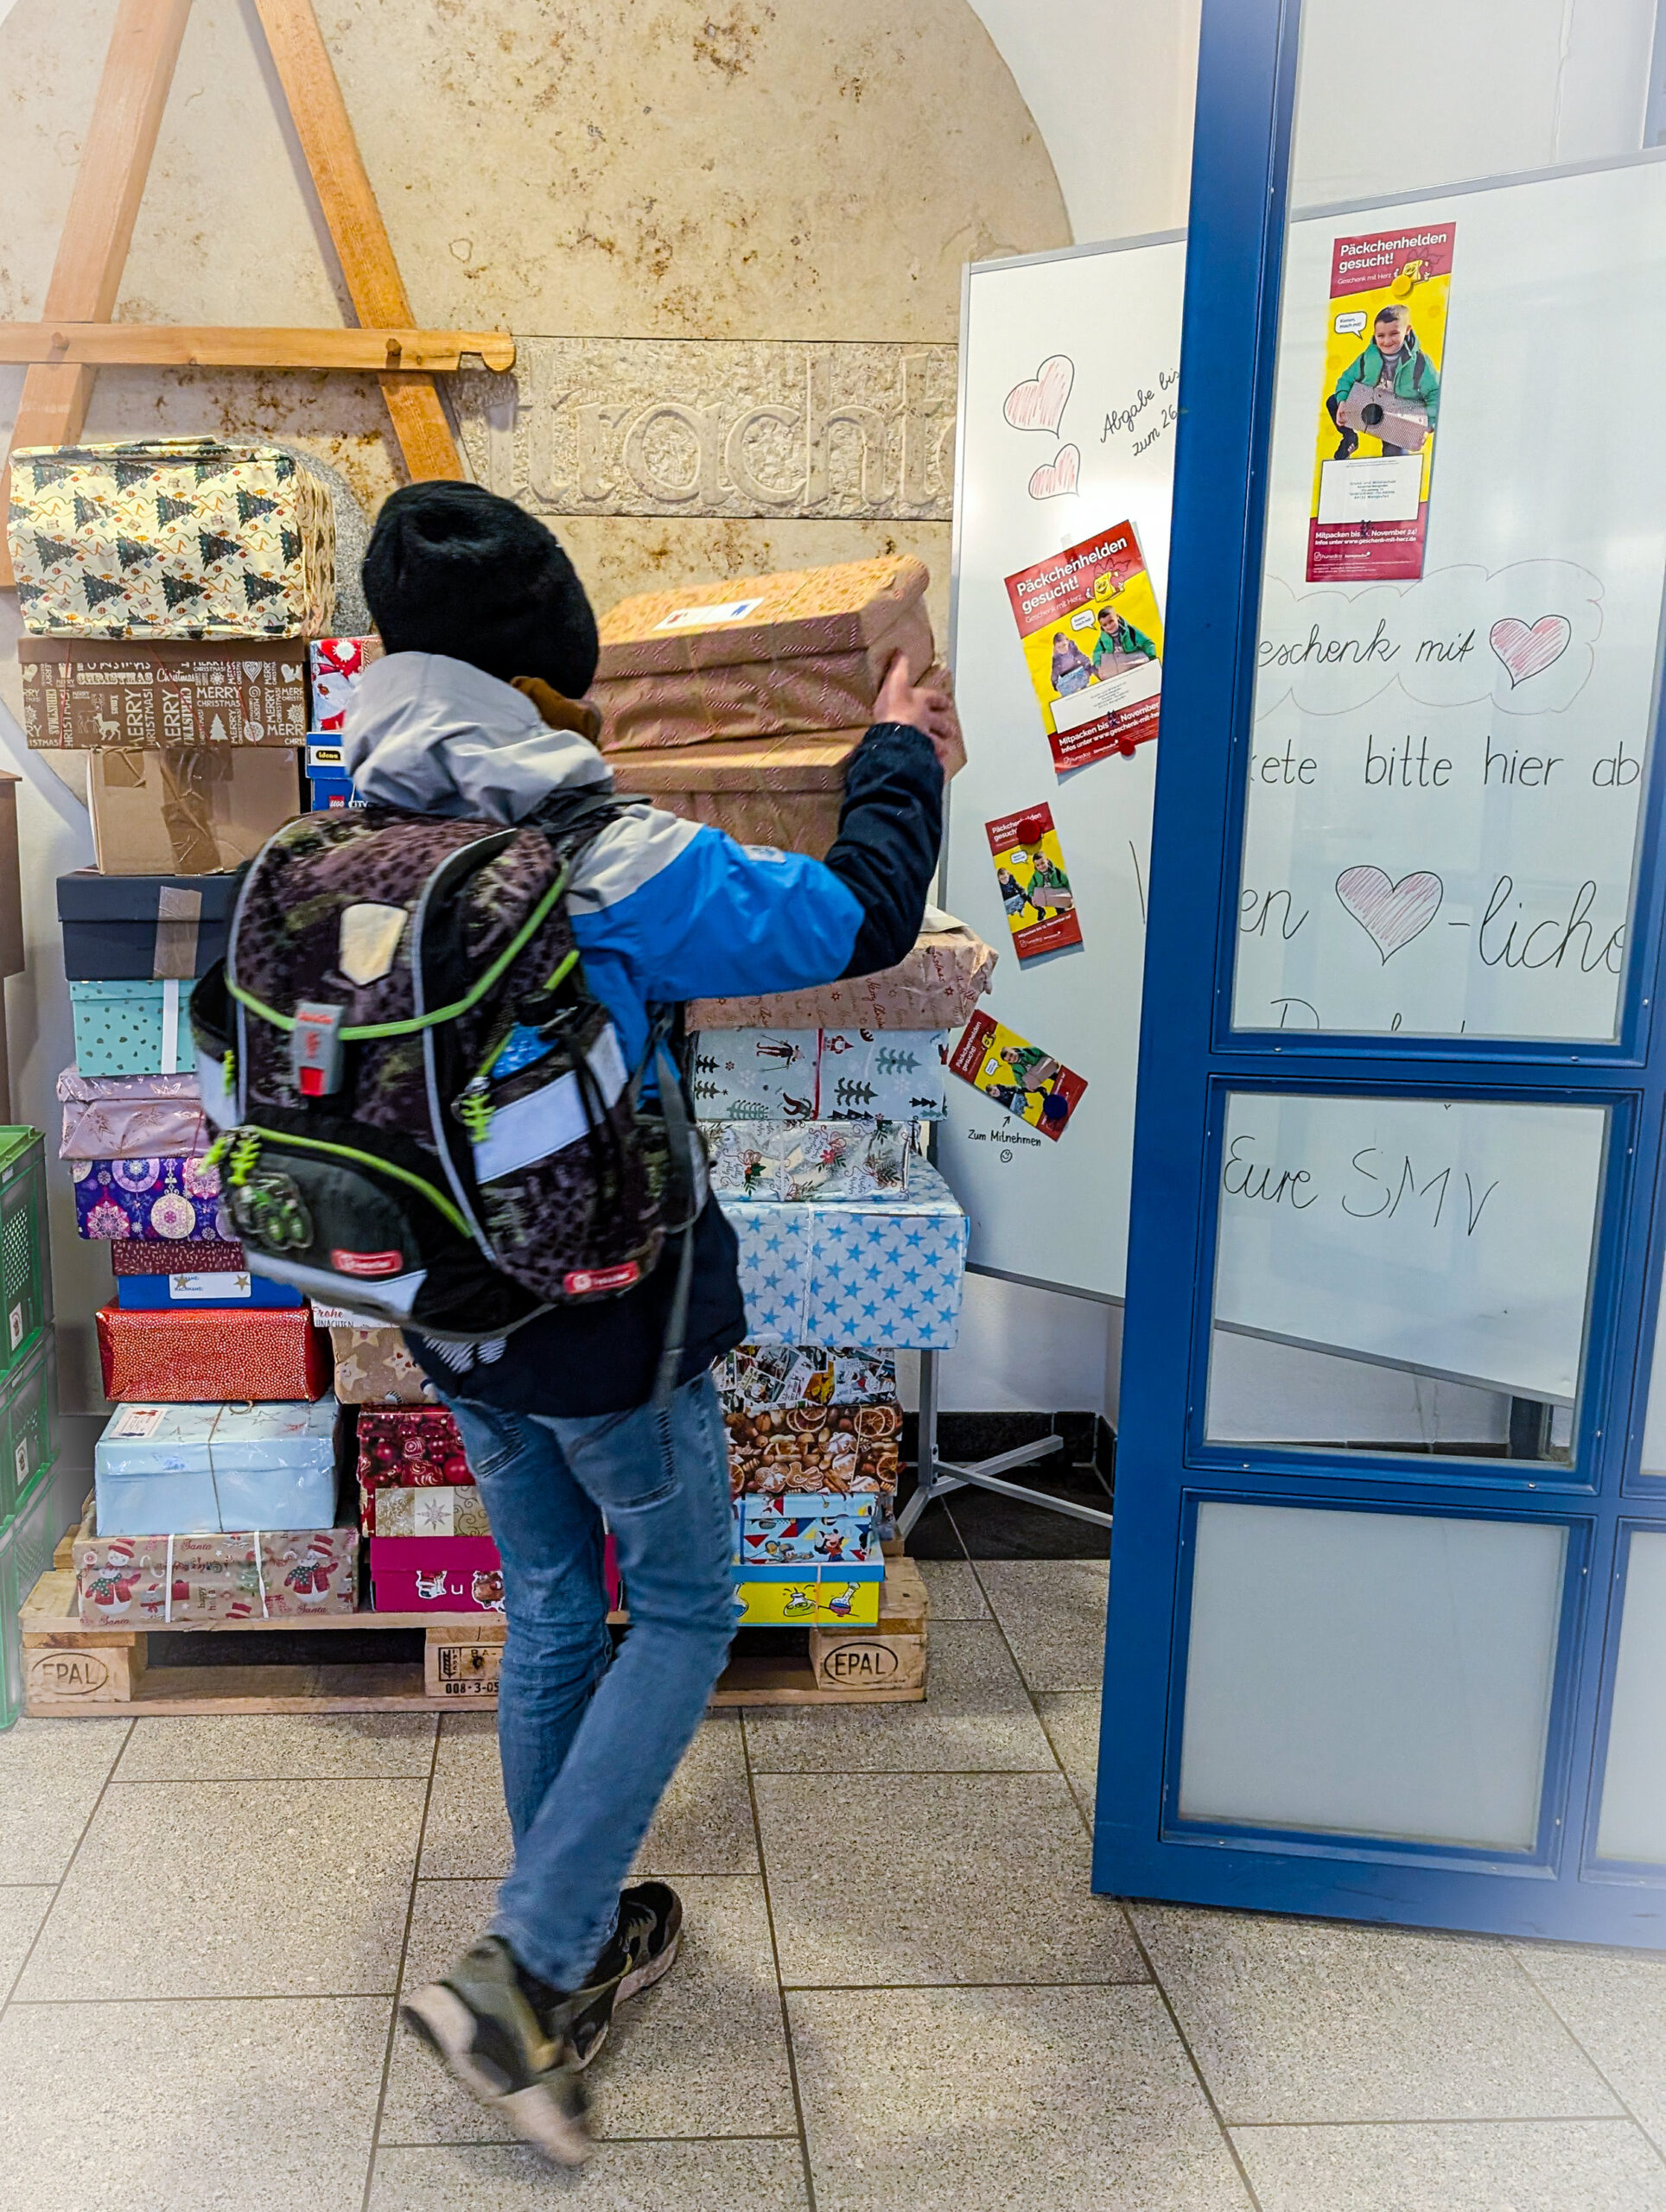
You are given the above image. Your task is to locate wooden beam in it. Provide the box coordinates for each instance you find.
[251,0,467,481]
[1,0,194,584]
[0,323,515,372]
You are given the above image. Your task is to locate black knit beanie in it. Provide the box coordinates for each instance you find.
[361,481,600,697]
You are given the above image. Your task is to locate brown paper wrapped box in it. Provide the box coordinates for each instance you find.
[88,746,302,875]
[593,556,934,752]
[18,639,308,749]
[690,918,998,1031]
[610,730,862,861]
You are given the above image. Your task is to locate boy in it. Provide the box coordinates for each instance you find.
[345,482,957,2163]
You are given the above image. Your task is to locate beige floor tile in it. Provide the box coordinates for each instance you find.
[1516,1948,1666,2156]
[744,1620,1055,1773]
[0,1997,389,2212]
[1133,1905,1619,2123]
[114,1712,436,1781]
[1233,2118,1666,2210]
[975,1560,1109,1691]
[0,1716,130,1882]
[15,1778,425,2000]
[381,1876,793,2144]
[1036,1689,1101,1824]
[420,1713,757,1879]
[756,1770,1144,1986]
[790,1982,1250,2212]
[0,1887,52,1994]
[919,1559,989,1619]
[370,2139,807,2210]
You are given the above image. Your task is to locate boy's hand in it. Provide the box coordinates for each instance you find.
[874,652,966,781]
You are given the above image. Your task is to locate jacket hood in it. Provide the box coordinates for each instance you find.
[340,651,612,823]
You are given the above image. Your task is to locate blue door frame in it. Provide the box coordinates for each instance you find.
[1093,0,1666,1942]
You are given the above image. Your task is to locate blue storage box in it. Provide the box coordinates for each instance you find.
[115,1269,304,1311]
[94,1398,339,1536]
[69,979,194,1077]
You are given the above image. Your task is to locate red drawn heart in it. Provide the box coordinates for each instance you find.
[1488,614,1570,688]
[1027,445,1080,500]
[1004,354,1074,435]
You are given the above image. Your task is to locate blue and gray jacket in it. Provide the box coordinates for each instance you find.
[341,651,944,1414]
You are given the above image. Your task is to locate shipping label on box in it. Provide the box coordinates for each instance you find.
[19,639,308,747]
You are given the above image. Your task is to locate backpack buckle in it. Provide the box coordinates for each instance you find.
[291,1001,347,1097]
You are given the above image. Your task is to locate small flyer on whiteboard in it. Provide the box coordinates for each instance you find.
[949,1009,1087,1140]
[1004,523,1164,774]
[986,804,1083,960]
[1307,221,1454,582]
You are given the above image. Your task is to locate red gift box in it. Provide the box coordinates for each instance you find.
[357,1406,471,1490]
[110,1234,246,1276]
[369,1532,620,1614]
[96,1303,330,1402]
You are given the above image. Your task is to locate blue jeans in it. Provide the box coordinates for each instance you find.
[442,1372,736,1992]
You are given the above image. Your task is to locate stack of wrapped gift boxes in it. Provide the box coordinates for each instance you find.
[4,436,372,1623]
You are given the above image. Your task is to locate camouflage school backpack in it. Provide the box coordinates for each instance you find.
[188,795,705,1367]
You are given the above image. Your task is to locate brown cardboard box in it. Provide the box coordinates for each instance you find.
[18,639,308,748]
[690,919,998,1031]
[88,746,302,874]
[610,731,862,859]
[596,555,930,679]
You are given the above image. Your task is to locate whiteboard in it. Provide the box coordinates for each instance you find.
[1235,157,1666,1040]
[939,234,1186,1301]
[1209,1093,1606,1406]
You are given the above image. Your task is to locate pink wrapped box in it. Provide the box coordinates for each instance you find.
[58,1065,207,1161]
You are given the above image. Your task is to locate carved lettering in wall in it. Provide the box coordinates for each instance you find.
[453,339,957,521]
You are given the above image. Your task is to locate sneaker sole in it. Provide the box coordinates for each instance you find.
[401,1985,591,2166]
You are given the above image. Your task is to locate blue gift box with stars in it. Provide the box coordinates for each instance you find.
[719,1160,968,1348]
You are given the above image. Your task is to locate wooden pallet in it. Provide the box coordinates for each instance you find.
[19,1553,928,1718]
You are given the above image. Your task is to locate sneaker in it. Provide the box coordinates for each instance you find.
[566,1880,684,2068]
[401,1936,591,2165]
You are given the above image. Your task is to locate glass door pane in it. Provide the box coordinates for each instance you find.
[1205,1092,1606,1459]
[1229,24,1666,1039]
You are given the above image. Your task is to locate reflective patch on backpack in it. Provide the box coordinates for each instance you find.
[472,1026,629,1183]
[338,901,409,985]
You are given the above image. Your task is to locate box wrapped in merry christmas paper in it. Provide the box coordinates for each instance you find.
[96,1303,329,1402]
[75,1522,357,1625]
[331,1327,438,1406]
[593,556,935,750]
[92,1398,340,1536]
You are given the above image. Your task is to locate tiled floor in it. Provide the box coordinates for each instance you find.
[4,1556,1666,2209]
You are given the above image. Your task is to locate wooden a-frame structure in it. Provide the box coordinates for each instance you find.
[0,0,512,586]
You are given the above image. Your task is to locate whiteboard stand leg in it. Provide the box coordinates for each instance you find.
[897,1348,1113,1541]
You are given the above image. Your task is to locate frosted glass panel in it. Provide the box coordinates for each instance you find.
[1208,1093,1604,1432]
[1178,1502,1566,1847]
[1596,1532,1666,1866]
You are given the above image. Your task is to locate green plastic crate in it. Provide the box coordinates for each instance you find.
[0,1332,58,1529]
[0,1474,60,1732]
[0,1130,47,1378]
